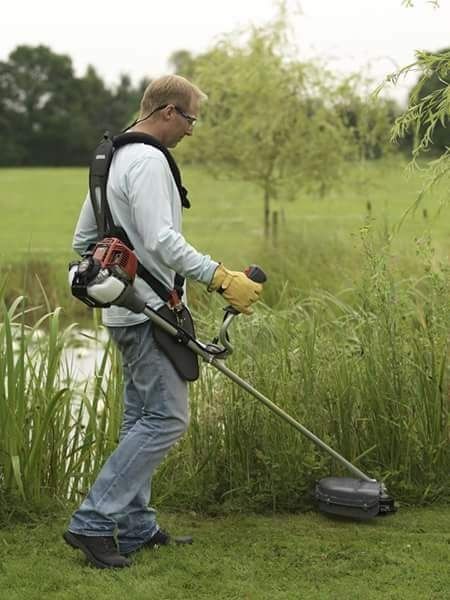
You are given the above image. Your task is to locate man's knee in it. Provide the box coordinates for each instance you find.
[169,407,189,440]
[141,405,189,440]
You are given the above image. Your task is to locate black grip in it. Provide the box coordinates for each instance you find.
[244,265,267,283]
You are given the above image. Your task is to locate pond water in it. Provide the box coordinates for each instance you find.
[63,329,111,382]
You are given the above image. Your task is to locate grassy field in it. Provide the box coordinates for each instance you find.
[0,158,449,507]
[0,506,449,600]
[0,156,448,321]
[0,158,448,262]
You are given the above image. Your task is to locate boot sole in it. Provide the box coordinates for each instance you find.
[63,531,130,569]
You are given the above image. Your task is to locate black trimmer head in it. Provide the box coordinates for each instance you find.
[315,477,397,520]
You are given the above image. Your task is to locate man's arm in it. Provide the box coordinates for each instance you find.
[127,160,262,314]
[127,156,218,285]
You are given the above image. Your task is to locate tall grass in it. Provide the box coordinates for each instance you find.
[155,232,449,511]
[1,230,448,518]
[0,292,123,521]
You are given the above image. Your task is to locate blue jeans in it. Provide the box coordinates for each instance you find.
[68,320,188,554]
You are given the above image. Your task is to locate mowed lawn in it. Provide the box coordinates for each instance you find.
[0,506,449,600]
[0,157,448,269]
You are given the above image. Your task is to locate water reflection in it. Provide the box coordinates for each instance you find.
[63,328,111,382]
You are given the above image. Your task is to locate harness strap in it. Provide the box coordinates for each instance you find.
[88,131,188,304]
[89,134,115,240]
[113,132,191,209]
[136,264,185,303]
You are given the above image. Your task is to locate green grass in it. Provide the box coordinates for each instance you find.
[0,159,448,583]
[0,507,449,599]
[0,159,448,512]
[0,297,126,508]
[2,267,448,513]
[0,158,448,263]
[154,262,450,510]
[0,157,448,321]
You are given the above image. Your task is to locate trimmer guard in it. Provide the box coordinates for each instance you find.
[315,477,382,520]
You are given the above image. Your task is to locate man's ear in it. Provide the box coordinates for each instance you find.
[163,104,175,121]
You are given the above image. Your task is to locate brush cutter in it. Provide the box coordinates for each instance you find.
[69,238,396,520]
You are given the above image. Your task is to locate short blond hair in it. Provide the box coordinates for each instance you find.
[139,75,207,118]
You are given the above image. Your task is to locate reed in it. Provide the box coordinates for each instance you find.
[0,296,123,519]
[1,233,448,517]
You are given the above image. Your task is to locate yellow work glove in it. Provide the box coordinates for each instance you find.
[208,264,263,315]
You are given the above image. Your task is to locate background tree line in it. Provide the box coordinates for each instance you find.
[0,39,447,173]
[0,45,149,166]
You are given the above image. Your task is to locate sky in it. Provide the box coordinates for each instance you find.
[1,0,449,106]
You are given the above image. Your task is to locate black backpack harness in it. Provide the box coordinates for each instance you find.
[86,129,200,380]
[89,131,189,305]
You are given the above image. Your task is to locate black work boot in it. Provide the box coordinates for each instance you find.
[145,528,171,548]
[63,531,131,569]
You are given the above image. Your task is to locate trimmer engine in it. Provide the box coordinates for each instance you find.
[69,238,138,308]
[91,238,138,281]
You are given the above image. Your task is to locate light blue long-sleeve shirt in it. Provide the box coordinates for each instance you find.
[73,143,218,327]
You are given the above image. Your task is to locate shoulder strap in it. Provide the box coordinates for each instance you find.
[136,265,185,303]
[89,133,115,239]
[112,132,191,208]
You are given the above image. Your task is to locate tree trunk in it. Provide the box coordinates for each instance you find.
[264,187,270,239]
[272,210,278,247]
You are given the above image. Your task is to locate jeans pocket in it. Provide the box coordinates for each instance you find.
[108,322,149,368]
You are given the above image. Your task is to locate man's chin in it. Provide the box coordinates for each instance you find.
[168,137,184,149]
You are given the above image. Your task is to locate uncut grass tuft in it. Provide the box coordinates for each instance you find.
[155,233,449,511]
[0,297,124,520]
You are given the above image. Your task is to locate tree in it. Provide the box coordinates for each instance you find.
[0,66,26,165]
[334,76,398,161]
[110,74,141,129]
[0,45,149,166]
[168,50,196,78]
[70,67,147,163]
[384,1,449,204]
[66,65,116,161]
[177,14,353,238]
[410,47,450,156]
[381,47,450,204]
[0,45,78,165]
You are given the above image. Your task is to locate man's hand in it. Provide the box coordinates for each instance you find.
[208,264,263,315]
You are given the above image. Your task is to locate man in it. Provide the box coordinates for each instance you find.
[64,75,263,569]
